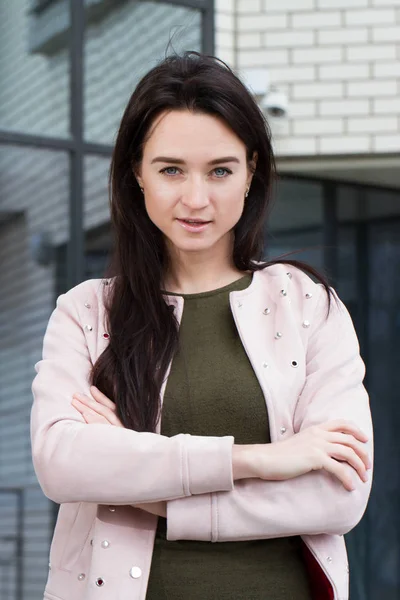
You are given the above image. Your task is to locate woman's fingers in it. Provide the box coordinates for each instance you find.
[322,419,368,443]
[71,398,109,425]
[322,457,356,492]
[328,443,369,483]
[328,432,371,469]
[72,393,123,427]
[90,386,116,411]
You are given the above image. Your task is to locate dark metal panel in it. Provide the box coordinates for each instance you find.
[280,171,400,195]
[323,180,338,286]
[0,130,73,151]
[68,0,85,289]
[151,0,209,8]
[201,0,214,54]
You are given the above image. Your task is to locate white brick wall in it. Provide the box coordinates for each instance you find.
[216,0,235,66]
[230,0,400,156]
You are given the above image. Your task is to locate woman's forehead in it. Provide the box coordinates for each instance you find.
[143,110,246,162]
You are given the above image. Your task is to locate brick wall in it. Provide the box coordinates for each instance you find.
[230,0,400,156]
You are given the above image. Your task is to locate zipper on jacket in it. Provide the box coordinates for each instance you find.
[229,293,340,600]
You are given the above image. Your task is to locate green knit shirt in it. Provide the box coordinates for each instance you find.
[146,273,312,600]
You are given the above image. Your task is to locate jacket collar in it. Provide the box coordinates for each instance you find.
[163,264,293,317]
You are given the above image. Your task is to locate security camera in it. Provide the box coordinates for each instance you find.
[261,88,288,118]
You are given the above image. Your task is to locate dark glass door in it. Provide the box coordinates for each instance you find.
[268,178,400,600]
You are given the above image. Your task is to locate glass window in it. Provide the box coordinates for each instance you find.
[265,178,324,271]
[84,0,202,144]
[0,145,69,478]
[0,1,69,137]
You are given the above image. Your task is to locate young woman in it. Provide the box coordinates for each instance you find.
[31,51,373,600]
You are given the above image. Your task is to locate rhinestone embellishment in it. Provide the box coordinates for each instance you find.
[263,308,271,315]
[305,293,312,299]
[103,333,110,339]
[108,506,116,512]
[280,290,287,297]
[263,362,269,368]
[275,332,283,339]
[101,540,110,549]
[287,272,292,279]
[96,577,105,587]
[84,302,91,309]
[84,325,93,332]
[280,427,287,434]
[78,573,86,581]
[291,360,299,368]
[302,320,310,328]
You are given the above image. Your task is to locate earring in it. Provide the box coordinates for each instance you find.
[245,187,250,198]
[140,187,144,194]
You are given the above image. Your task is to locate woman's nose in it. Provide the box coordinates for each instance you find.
[181,181,210,209]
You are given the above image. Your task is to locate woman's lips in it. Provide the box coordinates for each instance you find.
[176,218,212,233]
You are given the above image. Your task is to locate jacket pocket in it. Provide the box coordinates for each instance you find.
[50,502,95,571]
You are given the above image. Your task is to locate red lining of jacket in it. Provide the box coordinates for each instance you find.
[301,541,334,600]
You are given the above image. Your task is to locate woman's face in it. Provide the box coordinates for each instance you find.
[135,109,256,259]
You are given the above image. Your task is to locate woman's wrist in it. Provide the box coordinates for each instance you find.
[232,444,258,480]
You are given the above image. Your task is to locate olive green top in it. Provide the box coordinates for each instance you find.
[146,274,311,600]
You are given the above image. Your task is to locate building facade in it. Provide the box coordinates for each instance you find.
[0,1,399,598]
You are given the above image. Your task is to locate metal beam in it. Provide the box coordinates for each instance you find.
[68,0,85,289]
[201,0,214,54]
[0,131,114,156]
[0,130,74,151]
[149,0,209,9]
[84,141,114,156]
[322,181,338,286]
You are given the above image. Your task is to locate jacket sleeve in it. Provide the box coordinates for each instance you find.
[30,285,234,505]
[166,285,373,542]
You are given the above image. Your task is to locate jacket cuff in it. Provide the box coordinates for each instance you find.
[166,493,213,541]
[184,434,234,495]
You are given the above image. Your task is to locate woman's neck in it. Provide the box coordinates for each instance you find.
[163,245,247,295]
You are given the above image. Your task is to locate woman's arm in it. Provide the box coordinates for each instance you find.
[166,286,373,541]
[30,283,234,505]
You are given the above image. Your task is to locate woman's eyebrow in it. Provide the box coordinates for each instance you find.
[150,156,240,165]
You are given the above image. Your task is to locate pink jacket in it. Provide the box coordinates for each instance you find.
[30,264,373,600]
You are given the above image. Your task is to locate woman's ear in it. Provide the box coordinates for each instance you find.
[251,151,258,172]
[247,151,258,188]
[132,164,143,189]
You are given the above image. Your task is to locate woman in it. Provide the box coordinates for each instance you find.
[31,51,373,600]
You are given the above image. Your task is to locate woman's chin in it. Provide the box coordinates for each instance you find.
[166,234,220,255]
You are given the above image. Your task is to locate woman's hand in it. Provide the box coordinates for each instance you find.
[71,386,124,427]
[233,419,371,492]
[71,386,167,517]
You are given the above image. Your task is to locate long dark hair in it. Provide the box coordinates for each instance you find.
[91,51,333,433]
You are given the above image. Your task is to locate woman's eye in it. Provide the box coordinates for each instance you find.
[213,167,232,178]
[160,166,232,177]
[161,167,179,176]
